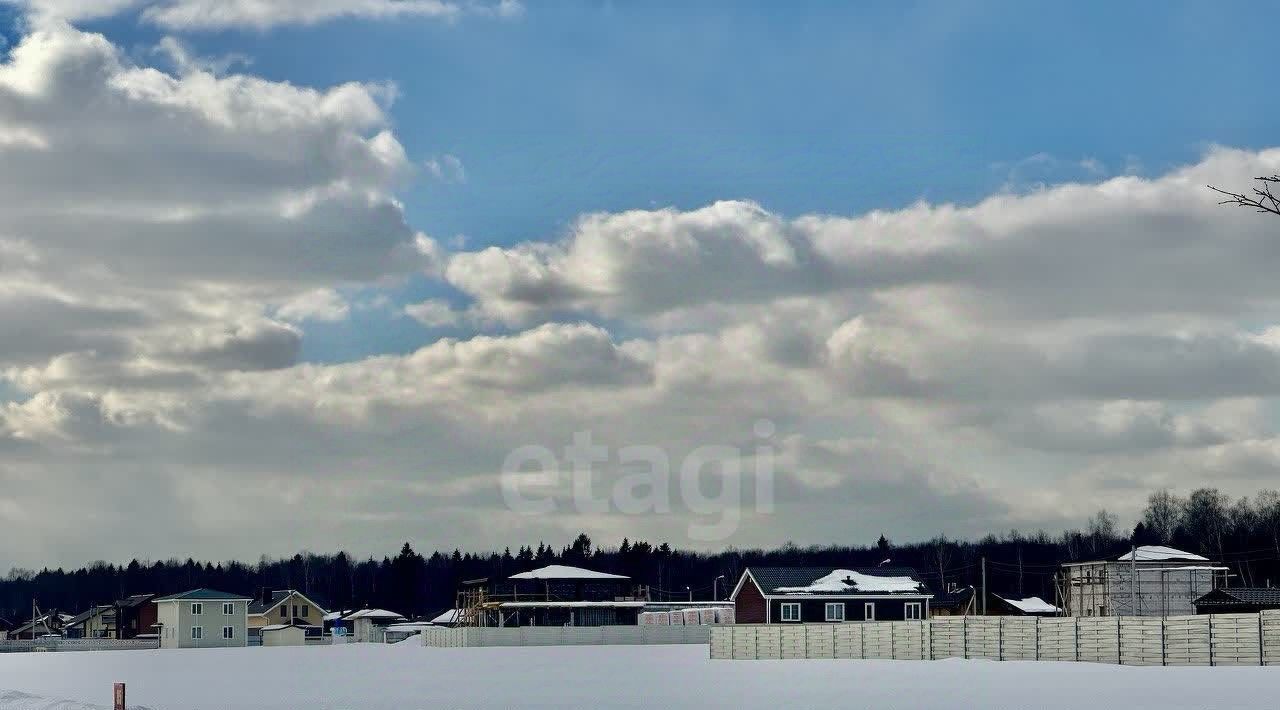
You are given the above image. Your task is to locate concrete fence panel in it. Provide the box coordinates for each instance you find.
[1118,617,1163,666]
[1163,615,1211,666]
[1000,617,1039,661]
[1209,614,1262,666]
[928,616,965,659]
[1262,610,1280,666]
[1036,618,1077,662]
[833,623,863,659]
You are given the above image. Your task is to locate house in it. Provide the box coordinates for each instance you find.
[247,590,328,638]
[472,565,650,627]
[10,613,72,639]
[989,594,1061,616]
[1058,545,1228,617]
[113,594,158,639]
[260,622,308,647]
[344,609,406,642]
[0,618,12,640]
[930,585,976,616]
[153,589,250,649]
[1193,587,1280,614]
[729,567,933,623]
[63,605,116,639]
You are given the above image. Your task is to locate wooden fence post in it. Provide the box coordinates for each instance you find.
[113,683,126,710]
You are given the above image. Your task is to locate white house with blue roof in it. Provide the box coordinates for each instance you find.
[154,588,251,649]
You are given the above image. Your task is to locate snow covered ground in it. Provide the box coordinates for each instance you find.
[0,642,1276,709]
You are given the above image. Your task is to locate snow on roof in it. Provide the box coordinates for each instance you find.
[429,609,461,624]
[996,596,1060,614]
[775,569,922,595]
[323,610,351,621]
[260,624,305,632]
[1116,546,1208,562]
[508,565,629,581]
[386,622,433,632]
[344,609,406,621]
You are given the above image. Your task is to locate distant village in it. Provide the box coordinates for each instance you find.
[3,543,1273,651]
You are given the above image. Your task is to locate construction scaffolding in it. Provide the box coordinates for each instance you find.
[1057,561,1227,617]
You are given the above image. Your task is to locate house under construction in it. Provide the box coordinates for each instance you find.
[454,564,651,627]
[1057,545,1228,617]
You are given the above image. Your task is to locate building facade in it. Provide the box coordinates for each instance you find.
[1058,546,1227,617]
[154,589,250,649]
[247,590,328,638]
[730,567,933,624]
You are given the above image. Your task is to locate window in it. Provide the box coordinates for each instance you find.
[280,606,288,619]
[905,602,922,620]
[223,603,234,615]
[222,626,234,640]
[863,602,876,621]
[824,602,845,622]
[292,605,299,618]
[190,603,202,615]
[190,626,202,640]
[779,602,801,622]
[301,605,309,617]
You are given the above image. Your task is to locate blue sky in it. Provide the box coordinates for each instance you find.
[27,1,1275,362]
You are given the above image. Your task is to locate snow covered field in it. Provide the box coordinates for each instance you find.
[0,642,1276,710]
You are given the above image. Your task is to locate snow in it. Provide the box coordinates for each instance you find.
[1116,546,1208,562]
[508,565,629,580]
[0,643,1275,710]
[428,609,461,625]
[775,570,923,594]
[321,611,348,622]
[342,609,404,621]
[996,596,1060,614]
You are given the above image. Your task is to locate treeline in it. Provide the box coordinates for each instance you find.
[4,487,1280,623]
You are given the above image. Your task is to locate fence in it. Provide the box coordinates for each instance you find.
[421,624,712,648]
[0,638,159,654]
[710,610,1280,666]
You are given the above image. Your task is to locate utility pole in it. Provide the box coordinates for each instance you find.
[981,558,987,616]
[1130,542,1138,616]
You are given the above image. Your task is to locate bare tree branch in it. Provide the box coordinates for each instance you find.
[1208,175,1280,216]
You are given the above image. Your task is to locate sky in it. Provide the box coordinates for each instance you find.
[1,0,1279,568]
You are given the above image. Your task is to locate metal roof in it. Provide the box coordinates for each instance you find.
[1194,587,1280,607]
[153,588,252,602]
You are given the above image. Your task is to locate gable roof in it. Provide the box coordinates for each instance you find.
[738,567,928,597]
[344,608,405,621]
[116,594,155,608]
[994,595,1060,614]
[1194,587,1280,607]
[247,590,330,615]
[64,606,113,627]
[509,565,628,581]
[153,588,251,602]
[932,586,975,610]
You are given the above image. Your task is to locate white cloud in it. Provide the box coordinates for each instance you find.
[425,153,467,184]
[404,298,461,327]
[6,0,524,30]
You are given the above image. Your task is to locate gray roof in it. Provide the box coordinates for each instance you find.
[744,567,928,596]
[1195,587,1280,607]
[154,588,251,602]
[116,594,155,608]
[248,590,329,615]
[64,606,112,627]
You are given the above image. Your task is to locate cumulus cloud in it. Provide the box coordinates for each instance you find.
[7,20,1280,567]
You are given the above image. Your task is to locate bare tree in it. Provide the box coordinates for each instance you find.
[1209,175,1280,216]
[1142,489,1184,544]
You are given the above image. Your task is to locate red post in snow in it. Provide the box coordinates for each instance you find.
[113,682,126,710]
